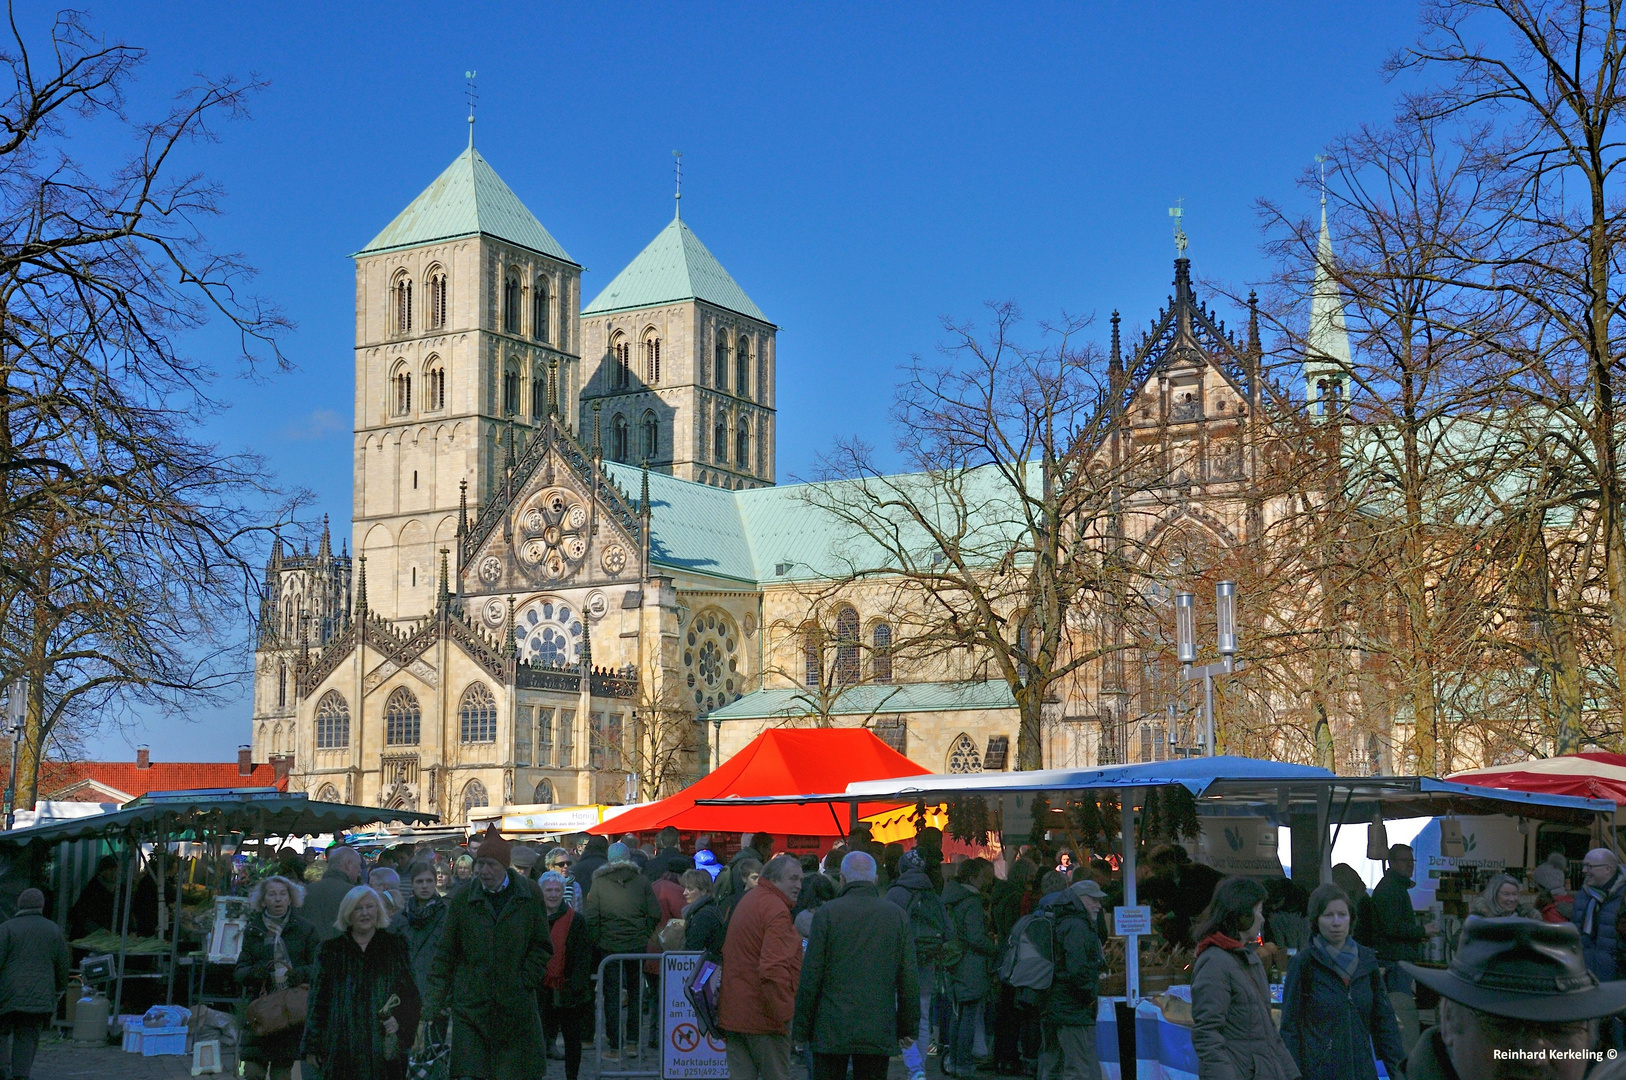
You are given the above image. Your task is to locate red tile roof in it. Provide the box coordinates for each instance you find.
[39,760,288,802]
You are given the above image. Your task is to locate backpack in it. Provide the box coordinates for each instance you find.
[999,909,1056,991]
[906,886,962,968]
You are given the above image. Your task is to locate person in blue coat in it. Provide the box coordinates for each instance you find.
[1280,884,1407,1080]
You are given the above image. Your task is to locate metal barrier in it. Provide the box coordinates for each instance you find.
[594,952,665,1079]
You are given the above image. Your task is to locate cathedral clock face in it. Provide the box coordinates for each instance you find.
[516,489,588,582]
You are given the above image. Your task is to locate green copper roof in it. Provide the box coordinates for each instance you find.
[708,681,1017,721]
[357,147,574,263]
[584,216,769,324]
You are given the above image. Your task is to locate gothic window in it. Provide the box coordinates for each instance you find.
[984,735,1010,770]
[532,369,547,418]
[871,622,893,683]
[459,683,498,743]
[503,275,520,334]
[947,733,982,773]
[682,609,742,713]
[514,598,584,666]
[871,718,906,755]
[643,332,662,385]
[715,336,728,391]
[385,687,421,746]
[1140,723,1153,762]
[503,368,520,416]
[714,420,728,463]
[392,362,412,416]
[612,334,631,389]
[834,605,860,685]
[736,336,750,398]
[558,708,575,767]
[612,413,629,462]
[424,357,446,411]
[1368,733,1382,775]
[393,273,412,335]
[534,779,554,804]
[277,662,287,708]
[532,278,549,342]
[803,623,823,687]
[315,783,341,803]
[461,779,488,822]
[426,265,447,330]
[642,411,659,462]
[736,418,750,472]
[315,691,350,750]
[537,708,553,766]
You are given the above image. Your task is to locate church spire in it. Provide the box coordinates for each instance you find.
[1306,197,1353,418]
[354,554,368,619]
[457,479,468,537]
[317,515,331,561]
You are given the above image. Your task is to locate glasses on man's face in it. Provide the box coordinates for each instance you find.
[551,861,571,869]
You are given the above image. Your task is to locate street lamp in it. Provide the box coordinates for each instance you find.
[1176,581,1242,756]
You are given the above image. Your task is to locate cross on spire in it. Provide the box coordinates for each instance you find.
[1169,199,1188,256]
[673,150,683,220]
[1315,154,1329,208]
[465,70,478,148]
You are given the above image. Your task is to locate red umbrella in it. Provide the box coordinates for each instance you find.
[1447,752,1626,804]
[587,728,929,837]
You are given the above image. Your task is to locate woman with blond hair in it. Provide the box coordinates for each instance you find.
[302,886,421,1080]
[1469,872,1537,920]
[235,875,318,1080]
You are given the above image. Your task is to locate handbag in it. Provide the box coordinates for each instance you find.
[246,985,309,1037]
[407,1019,451,1080]
[684,959,723,1040]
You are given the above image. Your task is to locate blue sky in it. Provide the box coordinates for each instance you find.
[64,1,1418,763]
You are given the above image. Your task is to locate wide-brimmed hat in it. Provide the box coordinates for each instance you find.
[1402,916,1626,1022]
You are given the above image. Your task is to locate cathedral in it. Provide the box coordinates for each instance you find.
[250,144,1357,820]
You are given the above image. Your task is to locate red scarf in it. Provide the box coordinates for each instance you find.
[545,907,574,989]
[1194,931,1245,959]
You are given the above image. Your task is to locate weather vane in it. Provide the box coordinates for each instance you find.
[465,70,478,147]
[1315,154,1329,207]
[673,150,682,218]
[1169,198,1188,256]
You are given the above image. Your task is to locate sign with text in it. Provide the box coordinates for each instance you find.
[1113,905,1153,936]
[661,951,727,1080]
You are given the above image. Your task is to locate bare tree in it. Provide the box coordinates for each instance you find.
[0,9,295,806]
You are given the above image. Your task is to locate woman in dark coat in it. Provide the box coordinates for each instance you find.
[681,868,727,961]
[1191,875,1300,1080]
[389,860,448,999]
[302,885,422,1080]
[234,875,319,1079]
[539,871,594,1080]
[1280,884,1406,1080]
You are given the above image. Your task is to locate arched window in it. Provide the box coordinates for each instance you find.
[461,779,488,821]
[643,331,661,385]
[503,368,520,415]
[315,691,350,749]
[715,336,728,391]
[947,733,982,773]
[393,273,412,335]
[736,418,750,472]
[277,662,287,708]
[427,265,447,330]
[803,624,823,687]
[642,411,659,462]
[872,622,893,683]
[385,687,420,746]
[736,336,750,398]
[532,368,547,418]
[714,420,728,463]
[315,783,341,803]
[834,605,860,685]
[612,414,629,462]
[532,278,549,343]
[459,683,498,743]
[424,358,446,412]
[534,779,555,804]
[392,362,412,416]
[611,333,631,389]
[1140,723,1153,762]
[503,276,520,334]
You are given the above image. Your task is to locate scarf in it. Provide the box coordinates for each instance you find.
[1195,931,1245,958]
[1582,873,1624,937]
[1313,933,1361,984]
[260,910,292,983]
[545,907,575,989]
[403,894,444,928]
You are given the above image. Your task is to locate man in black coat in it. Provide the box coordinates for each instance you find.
[302,846,363,941]
[572,835,610,897]
[0,889,67,1080]
[1040,881,1106,1080]
[793,850,919,1080]
[642,827,685,882]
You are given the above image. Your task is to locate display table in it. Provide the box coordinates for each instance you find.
[1094,998,1392,1080]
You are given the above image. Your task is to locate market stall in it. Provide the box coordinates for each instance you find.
[0,786,436,1023]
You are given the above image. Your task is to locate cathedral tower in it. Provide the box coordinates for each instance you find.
[1306,199,1352,418]
[352,146,583,619]
[579,210,776,489]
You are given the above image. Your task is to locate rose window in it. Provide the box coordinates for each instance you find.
[682,609,741,714]
[514,599,583,666]
[516,490,589,580]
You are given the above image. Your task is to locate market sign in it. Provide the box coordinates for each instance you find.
[1113,905,1152,936]
[661,952,726,1079]
[1196,816,1281,875]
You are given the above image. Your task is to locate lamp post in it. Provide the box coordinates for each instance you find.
[3,717,21,831]
[1176,581,1241,756]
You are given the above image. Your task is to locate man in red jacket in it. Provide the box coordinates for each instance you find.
[718,853,804,1080]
